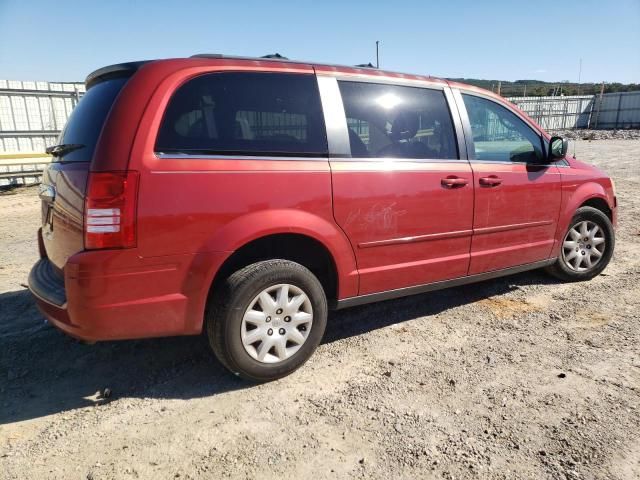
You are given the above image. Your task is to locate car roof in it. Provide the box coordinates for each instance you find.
[85,54,509,112]
[86,53,450,87]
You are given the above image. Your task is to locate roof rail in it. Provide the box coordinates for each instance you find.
[190,53,224,59]
[191,53,291,62]
[187,54,437,81]
[261,53,288,59]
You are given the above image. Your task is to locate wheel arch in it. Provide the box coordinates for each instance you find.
[209,232,341,306]
[552,182,613,258]
[193,209,359,333]
[579,197,612,221]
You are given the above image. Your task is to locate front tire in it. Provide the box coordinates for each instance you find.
[206,259,327,382]
[545,206,614,282]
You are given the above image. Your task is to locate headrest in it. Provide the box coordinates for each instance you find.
[389,111,419,141]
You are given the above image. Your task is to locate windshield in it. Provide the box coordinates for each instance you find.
[53,77,127,162]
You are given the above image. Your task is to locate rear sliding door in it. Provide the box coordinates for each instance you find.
[319,76,474,295]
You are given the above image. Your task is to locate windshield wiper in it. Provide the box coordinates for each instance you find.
[46,143,85,157]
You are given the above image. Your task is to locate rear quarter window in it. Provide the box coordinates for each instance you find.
[155,72,327,157]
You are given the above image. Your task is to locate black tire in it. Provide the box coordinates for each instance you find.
[206,259,327,382]
[545,206,614,282]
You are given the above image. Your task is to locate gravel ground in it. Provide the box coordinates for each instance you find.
[553,129,640,141]
[1,140,639,480]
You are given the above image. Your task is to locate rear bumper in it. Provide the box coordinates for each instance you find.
[29,258,66,307]
[29,250,229,342]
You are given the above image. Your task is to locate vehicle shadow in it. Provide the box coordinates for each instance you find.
[0,270,559,424]
[323,269,560,344]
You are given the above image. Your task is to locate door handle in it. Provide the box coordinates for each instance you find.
[479,175,503,187]
[441,176,469,188]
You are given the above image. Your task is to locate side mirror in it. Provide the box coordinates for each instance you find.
[549,136,569,160]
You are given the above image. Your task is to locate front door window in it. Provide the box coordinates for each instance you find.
[462,94,544,163]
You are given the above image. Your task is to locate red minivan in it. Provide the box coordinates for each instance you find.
[29,55,617,381]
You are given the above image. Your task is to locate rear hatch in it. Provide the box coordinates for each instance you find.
[40,77,128,272]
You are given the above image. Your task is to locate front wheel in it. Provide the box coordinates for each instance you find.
[206,259,327,382]
[545,206,614,282]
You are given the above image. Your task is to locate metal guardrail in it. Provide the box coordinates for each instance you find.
[0,161,48,187]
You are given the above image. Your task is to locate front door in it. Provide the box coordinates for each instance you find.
[324,78,474,295]
[456,92,562,275]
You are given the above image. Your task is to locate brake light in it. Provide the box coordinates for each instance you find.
[84,171,139,250]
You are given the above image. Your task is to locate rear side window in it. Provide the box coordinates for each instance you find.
[338,81,458,159]
[55,77,127,162]
[462,94,543,163]
[156,73,327,157]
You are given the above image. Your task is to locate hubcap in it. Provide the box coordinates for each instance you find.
[562,220,606,272]
[241,284,313,364]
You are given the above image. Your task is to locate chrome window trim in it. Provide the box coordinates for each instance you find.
[155,153,328,161]
[327,156,468,164]
[443,86,468,160]
[468,159,570,168]
[451,88,474,160]
[316,76,351,157]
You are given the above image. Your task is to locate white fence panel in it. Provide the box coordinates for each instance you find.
[0,79,84,154]
[506,95,594,130]
[591,91,640,129]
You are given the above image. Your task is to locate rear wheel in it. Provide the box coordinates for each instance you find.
[206,259,327,382]
[545,206,614,282]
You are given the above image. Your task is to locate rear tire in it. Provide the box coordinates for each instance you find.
[545,206,614,282]
[206,259,327,382]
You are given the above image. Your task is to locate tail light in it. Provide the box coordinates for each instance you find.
[84,171,139,250]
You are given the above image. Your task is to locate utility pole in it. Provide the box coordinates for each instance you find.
[375,41,380,68]
[497,81,501,96]
[577,58,582,95]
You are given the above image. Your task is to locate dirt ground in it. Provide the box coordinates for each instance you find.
[1,140,639,480]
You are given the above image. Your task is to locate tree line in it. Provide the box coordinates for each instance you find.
[448,78,640,97]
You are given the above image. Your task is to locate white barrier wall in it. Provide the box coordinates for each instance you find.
[507,95,595,130]
[0,80,85,154]
[590,91,640,129]
[507,92,640,130]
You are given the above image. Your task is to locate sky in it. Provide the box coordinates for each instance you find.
[1,0,639,84]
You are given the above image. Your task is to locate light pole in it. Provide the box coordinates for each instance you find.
[376,41,380,68]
